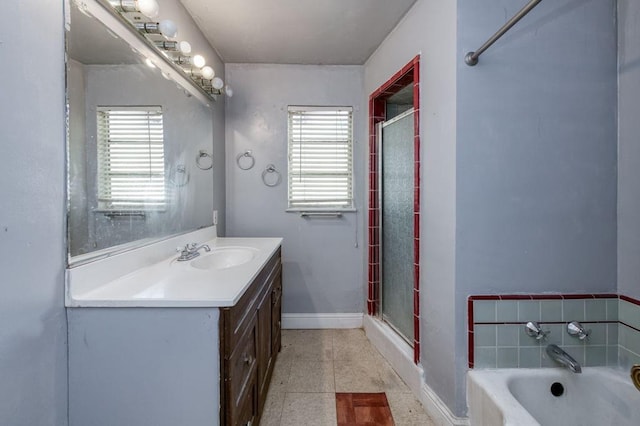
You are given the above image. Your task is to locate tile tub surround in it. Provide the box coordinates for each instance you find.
[619,295,640,368]
[467,294,620,369]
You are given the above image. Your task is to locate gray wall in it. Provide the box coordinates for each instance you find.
[618,0,640,300]
[363,0,459,415]
[225,64,365,314]
[366,0,617,417]
[0,0,225,424]
[0,1,68,425]
[456,0,617,295]
[456,0,617,416]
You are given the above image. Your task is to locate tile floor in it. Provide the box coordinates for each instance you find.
[260,329,435,426]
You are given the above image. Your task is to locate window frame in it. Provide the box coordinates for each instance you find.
[95,105,166,213]
[286,105,355,212]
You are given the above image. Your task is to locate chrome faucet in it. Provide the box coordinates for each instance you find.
[546,344,582,373]
[176,242,211,261]
[524,321,550,341]
[567,321,591,340]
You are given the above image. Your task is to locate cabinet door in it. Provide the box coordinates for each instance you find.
[226,314,258,425]
[256,283,273,413]
[235,374,258,426]
[271,270,282,354]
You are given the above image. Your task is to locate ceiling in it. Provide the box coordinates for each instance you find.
[179,0,417,65]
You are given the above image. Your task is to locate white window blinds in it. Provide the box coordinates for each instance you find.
[287,106,354,210]
[97,107,166,210]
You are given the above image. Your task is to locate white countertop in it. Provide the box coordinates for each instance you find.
[66,233,282,308]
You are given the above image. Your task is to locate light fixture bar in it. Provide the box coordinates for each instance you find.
[90,0,214,105]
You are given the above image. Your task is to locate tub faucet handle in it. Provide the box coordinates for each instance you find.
[567,321,591,341]
[524,321,549,340]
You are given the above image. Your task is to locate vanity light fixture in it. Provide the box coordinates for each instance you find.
[178,41,191,55]
[212,77,224,90]
[108,0,159,19]
[104,0,234,99]
[201,66,215,80]
[134,21,161,34]
[135,20,178,38]
[192,54,206,69]
[136,0,159,18]
[158,19,177,38]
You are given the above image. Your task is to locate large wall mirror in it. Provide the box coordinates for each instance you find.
[66,0,214,265]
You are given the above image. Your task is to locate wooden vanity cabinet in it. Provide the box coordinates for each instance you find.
[220,248,282,426]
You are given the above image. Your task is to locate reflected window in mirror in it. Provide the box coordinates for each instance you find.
[96,106,166,212]
[66,0,215,263]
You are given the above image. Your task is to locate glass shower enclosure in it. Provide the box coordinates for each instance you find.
[378,109,415,344]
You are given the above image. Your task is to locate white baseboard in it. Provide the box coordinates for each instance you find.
[281,313,363,329]
[363,315,469,426]
[421,383,470,426]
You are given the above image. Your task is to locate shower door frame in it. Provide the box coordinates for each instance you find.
[367,55,421,364]
[377,108,416,346]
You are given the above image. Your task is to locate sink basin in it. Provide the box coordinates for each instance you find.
[190,247,258,270]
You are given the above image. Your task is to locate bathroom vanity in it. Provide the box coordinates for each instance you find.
[66,229,282,426]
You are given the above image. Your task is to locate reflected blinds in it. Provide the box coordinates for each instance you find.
[287,106,354,209]
[97,107,166,210]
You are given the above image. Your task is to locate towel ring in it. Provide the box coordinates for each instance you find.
[261,164,282,187]
[196,150,213,170]
[170,164,190,187]
[236,150,255,170]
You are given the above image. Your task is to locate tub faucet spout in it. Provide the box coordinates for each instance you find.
[546,344,582,373]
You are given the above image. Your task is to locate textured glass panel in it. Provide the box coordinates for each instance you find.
[381,111,414,342]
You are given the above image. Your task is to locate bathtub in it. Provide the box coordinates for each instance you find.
[467,367,640,425]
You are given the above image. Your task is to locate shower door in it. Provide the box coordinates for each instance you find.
[378,109,415,344]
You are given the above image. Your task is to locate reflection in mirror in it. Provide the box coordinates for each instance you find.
[67,0,214,264]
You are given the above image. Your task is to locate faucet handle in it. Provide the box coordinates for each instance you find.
[567,321,591,341]
[524,321,550,340]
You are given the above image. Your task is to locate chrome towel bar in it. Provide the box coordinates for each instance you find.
[300,212,343,218]
[465,0,542,66]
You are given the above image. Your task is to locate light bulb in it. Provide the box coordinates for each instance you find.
[225,85,233,97]
[145,58,156,68]
[192,54,206,68]
[201,66,215,80]
[178,41,192,55]
[159,20,178,38]
[136,0,159,18]
[212,77,224,90]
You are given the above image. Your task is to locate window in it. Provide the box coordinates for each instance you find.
[287,106,354,210]
[96,106,166,211]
